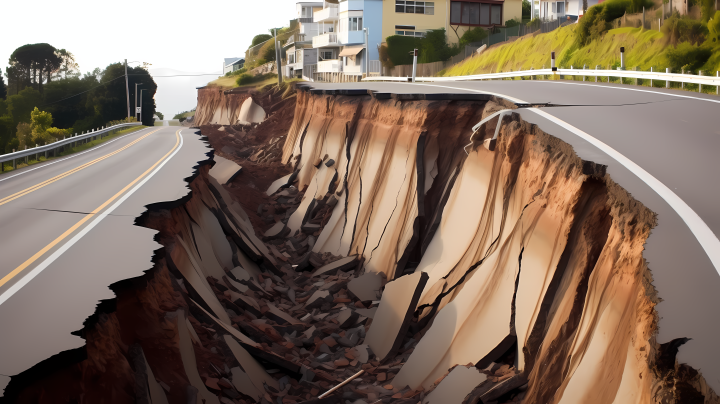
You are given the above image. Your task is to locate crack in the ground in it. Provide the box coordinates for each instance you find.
[367,146,412,267]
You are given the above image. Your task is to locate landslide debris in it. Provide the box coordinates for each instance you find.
[3,83,718,404]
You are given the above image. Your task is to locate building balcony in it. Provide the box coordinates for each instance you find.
[339,30,365,45]
[317,59,342,73]
[312,33,339,48]
[314,6,338,22]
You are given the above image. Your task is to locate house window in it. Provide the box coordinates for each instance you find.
[396,1,435,14]
[289,54,295,64]
[349,17,363,31]
[450,1,503,26]
[555,1,565,14]
[320,50,334,60]
[395,30,426,37]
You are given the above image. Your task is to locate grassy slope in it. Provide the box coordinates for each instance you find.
[444,25,720,76]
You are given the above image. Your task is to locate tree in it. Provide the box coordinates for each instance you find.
[86,63,157,127]
[0,75,6,100]
[5,65,28,96]
[522,0,532,19]
[6,87,42,132]
[8,43,61,93]
[53,49,79,80]
[155,111,164,120]
[460,27,489,47]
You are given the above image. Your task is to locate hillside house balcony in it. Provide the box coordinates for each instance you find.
[317,59,342,73]
[314,5,338,22]
[312,33,339,47]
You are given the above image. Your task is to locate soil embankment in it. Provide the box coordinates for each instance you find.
[2,83,717,404]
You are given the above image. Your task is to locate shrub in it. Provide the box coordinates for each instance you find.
[236,74,255,86]
[577,0,652,45]
[666,42,712,70]
[505,18,521,28]
[386,29,460,65]
[662,13,709,45]
[263,43,277,62]
[709,11,720,42]
[460,27,489,47]
[251,34,272,47]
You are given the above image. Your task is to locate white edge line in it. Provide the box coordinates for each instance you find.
[412,82,720,276]
[0,130,185,306]
[0,127,153,183]
[543,80,720,104]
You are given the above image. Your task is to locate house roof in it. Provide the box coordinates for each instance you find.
[224,58,245,67]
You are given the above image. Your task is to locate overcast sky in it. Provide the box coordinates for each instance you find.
[1,0,299,118]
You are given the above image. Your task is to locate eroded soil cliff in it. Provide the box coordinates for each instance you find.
[3,84,717,404]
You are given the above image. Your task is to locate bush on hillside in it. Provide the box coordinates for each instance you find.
[709,11,720,42]
[386,29,460,66]
[460,27,489,47]
[577,0,653,45]
[251,34,272,47]
[236,74,255,85]
[662,13,708,45]
[505,18,521,28]
[666,42,712,70]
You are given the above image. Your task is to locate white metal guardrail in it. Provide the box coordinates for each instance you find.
[364,68,720,89]
[0,122,142,171]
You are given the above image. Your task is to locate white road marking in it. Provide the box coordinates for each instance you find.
[0,127,154,183]
[542,80,720,104]
[0,131,185,306]
[409,82,720,276]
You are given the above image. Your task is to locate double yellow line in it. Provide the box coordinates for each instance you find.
[0,128,160,208]
[0,129,180,291]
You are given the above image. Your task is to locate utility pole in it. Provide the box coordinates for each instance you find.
[274,28,283,85]
[124,59,130,121]
[411,49,418,82]
[364,27,369,78]
[134,83,143,121]
[140,89,147,124]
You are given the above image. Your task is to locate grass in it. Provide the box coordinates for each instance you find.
[154,121,164,126]
[207,76,240,88]
[168,120,181,126]
[1,126,147,173]
[443,25,720,86]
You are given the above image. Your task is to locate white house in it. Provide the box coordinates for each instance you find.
[223,58,245,74]
[539,0,600,20]
[311,0,383,80]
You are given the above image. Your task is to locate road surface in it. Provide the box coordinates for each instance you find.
[310,80,720,391]
[0,125,209,394]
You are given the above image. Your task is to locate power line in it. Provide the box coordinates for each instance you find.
[40,74,126,107]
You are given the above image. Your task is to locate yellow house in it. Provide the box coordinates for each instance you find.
[381,0,522,44]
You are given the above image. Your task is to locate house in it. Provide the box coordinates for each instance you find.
[310,0,384,80]
[223,58,245,74]
[538,0,600,20]
[382,0,522,45]
[283,2,324,80]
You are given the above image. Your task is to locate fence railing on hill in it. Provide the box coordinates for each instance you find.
[364,67,720,95]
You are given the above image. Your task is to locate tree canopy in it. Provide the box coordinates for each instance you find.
[251,34,272,47]
[0,43,158,153]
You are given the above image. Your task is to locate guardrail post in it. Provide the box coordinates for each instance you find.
[45,143,48,159]
[650,67,653,87]
[681,69,684,89]
[620,47,625,70]
[666,68,670,88]
[699,71,702,93]
[717,71,719,95]
[595,65,599,82]
[12,149,16,170]
[24,146,28,164]
[551,52,556,72]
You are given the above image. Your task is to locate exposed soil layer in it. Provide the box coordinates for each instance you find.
[2,85,718,404]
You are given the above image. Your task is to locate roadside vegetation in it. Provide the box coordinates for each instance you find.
[443,0,720,94]
[1,124,145,173]
[0,43,158,155]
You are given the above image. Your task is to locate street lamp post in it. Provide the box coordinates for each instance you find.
[139,89,148,124]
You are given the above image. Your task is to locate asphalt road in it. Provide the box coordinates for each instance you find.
[0,125,210,394]
[311,80,720,391]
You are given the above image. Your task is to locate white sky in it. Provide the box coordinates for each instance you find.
[1,0,299,118]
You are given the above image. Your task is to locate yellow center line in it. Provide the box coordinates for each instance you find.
[0,128,161,207]
[0,130,182,290]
